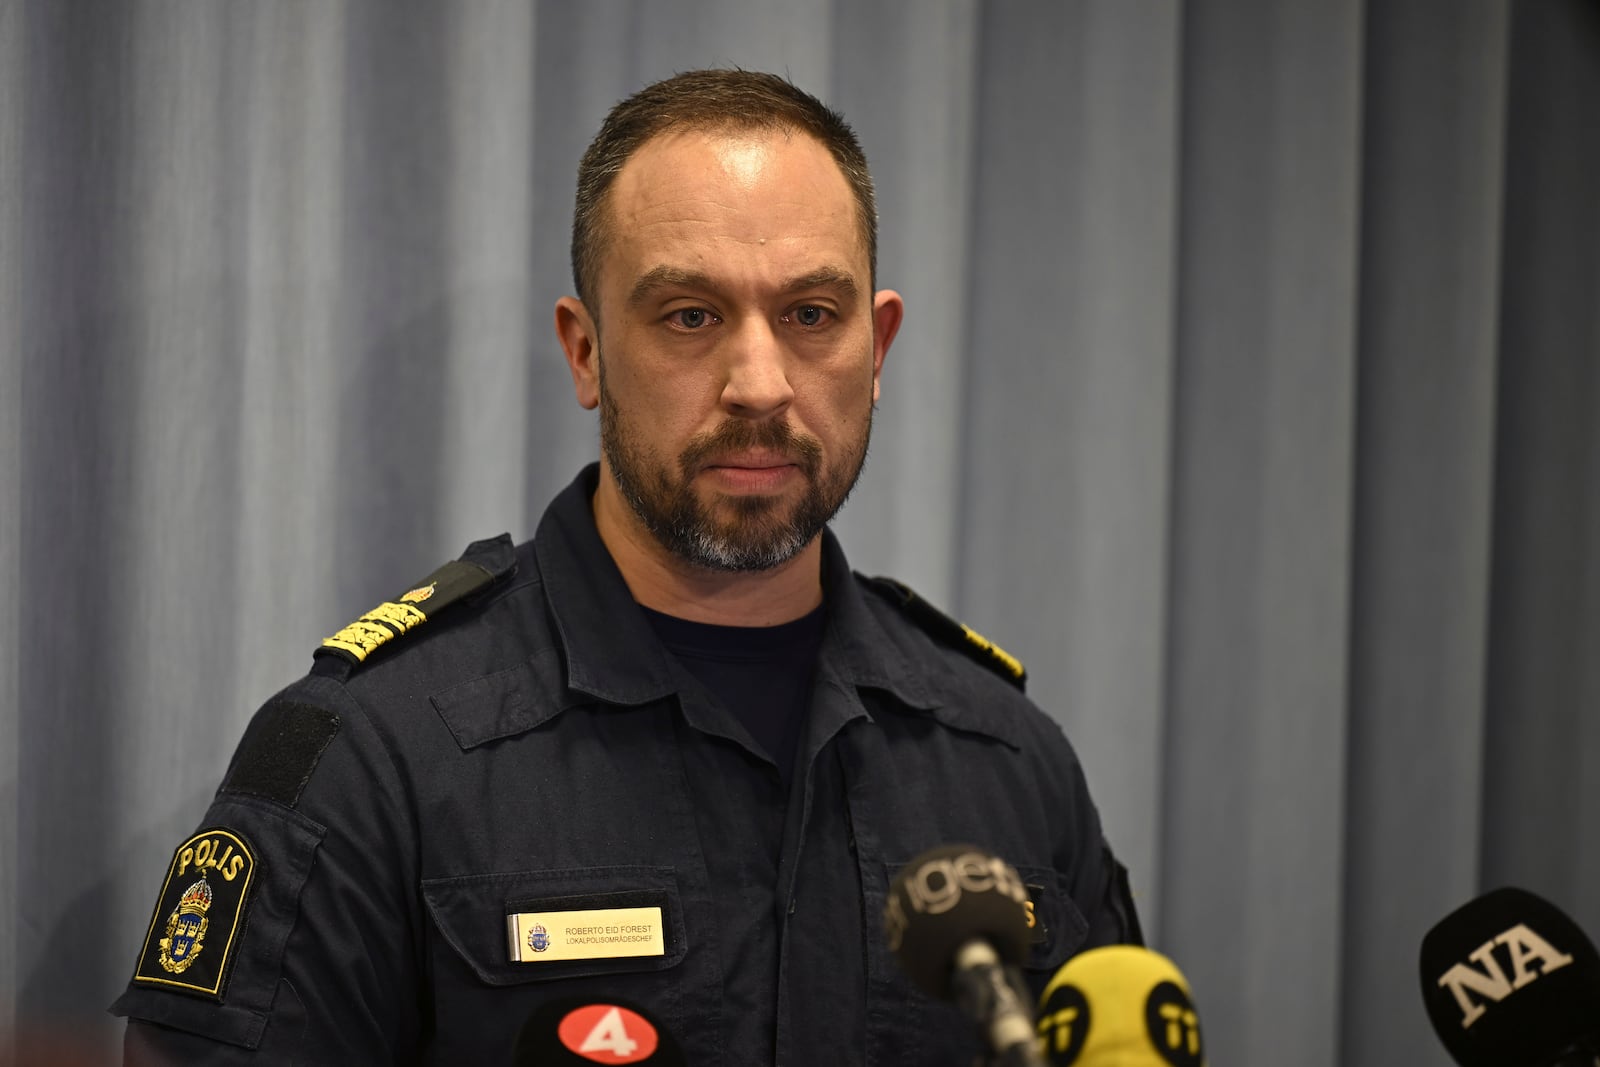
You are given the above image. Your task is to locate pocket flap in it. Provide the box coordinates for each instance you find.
[1014,865,1088,974]
[421,865,688,987]
[875,861,1088,977]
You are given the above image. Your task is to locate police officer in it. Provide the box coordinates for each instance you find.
[112,69,1140,1065]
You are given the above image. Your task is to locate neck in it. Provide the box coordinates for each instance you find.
[592,469,825,627]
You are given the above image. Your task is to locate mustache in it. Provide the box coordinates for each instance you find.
[678,419,823,478]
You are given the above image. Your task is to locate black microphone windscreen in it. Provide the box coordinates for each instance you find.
[884,843,1032,998]
[512,997,687,1066]
[1419,886,1600,1067]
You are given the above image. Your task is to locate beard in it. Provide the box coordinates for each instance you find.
[598,372,871,573]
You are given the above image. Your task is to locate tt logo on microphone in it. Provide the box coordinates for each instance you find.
[1155,1003,1200,1055]
[1035,985,1088,1063]
[1435,922,1575,1028]
[1144,981,1204,1067]
[1038,1005,1081,1053]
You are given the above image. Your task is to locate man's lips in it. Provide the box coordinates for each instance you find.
[701,452,799,472]
[700,458,801,491]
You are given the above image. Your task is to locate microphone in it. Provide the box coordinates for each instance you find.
[512,997,687,1066]
[1420,887,1600,1067]
[1034,945,1206,1066]
[885,844,1045,1067]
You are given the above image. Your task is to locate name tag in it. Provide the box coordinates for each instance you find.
[507,906,666,963]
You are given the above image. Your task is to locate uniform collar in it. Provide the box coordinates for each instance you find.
[814,534,940,713]
[533,465,681,707]
[533,465,939,715]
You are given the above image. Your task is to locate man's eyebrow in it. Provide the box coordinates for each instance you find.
[625,265,862,309]
[627,266,714,309]
[781,267,860,300]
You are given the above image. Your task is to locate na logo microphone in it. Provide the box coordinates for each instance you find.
[1419,887,1600,1067]
[1434,922,1574,1027]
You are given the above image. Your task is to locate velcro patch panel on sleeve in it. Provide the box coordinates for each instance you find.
[221,701,340,809]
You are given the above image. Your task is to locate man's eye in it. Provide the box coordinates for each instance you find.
[789,306,828,327]
[668,308,719,329]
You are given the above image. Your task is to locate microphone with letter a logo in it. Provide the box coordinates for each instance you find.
[1419,886,1600,1066]
[512,997,686,1066]
[1035,945,1205,1066]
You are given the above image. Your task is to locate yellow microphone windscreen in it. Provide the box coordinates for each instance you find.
[1035,945,1206,1066]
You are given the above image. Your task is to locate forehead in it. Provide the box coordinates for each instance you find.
[598,128,866,292]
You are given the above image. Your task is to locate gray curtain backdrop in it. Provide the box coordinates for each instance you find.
[4,1,1597,1063]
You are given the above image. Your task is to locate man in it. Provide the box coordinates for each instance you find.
[112,69,1139,1065]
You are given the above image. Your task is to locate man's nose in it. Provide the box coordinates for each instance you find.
[719,318,795,419]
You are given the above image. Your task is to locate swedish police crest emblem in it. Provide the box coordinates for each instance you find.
[529,923,551,953]
[132,828,256,999]
[158,878,213,973]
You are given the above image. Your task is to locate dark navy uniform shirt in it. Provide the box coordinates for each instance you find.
[113,465,1139,1065]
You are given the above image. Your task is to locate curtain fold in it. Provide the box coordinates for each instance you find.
[1161,3,1364,1059]
[1340,4,1507,1064]
[4,2,1596,1064]
[1482,0,1600,909]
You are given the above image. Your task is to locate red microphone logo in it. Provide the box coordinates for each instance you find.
[557,1004,661,1064]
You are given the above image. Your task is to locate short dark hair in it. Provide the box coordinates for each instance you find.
[571,69,877,310]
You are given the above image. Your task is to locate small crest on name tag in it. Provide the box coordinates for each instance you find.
[507,906,666,964]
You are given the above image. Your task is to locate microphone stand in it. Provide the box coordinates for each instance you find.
[948,943,1044,1067]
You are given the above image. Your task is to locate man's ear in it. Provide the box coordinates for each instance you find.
[870,289,905,403]
[555,296,601,410]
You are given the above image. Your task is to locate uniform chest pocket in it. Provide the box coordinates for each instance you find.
[867,860,1088,985]
[421,865,690,986]
[420,866,723,1063]
[1012,864,1089,977]
[858,859,1090,1066]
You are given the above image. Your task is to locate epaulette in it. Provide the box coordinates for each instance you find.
[863,575,1027,691]
[312,534,518,677]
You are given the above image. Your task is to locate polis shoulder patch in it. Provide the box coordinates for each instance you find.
[317,534,516,670]
[131,828,257,999]
[863,575,1028,690]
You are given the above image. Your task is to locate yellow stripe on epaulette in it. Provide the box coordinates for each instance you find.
[315,548,510,672]
[863,575,1028,690]
[321,599,429,662]
[958,622,1026,684]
